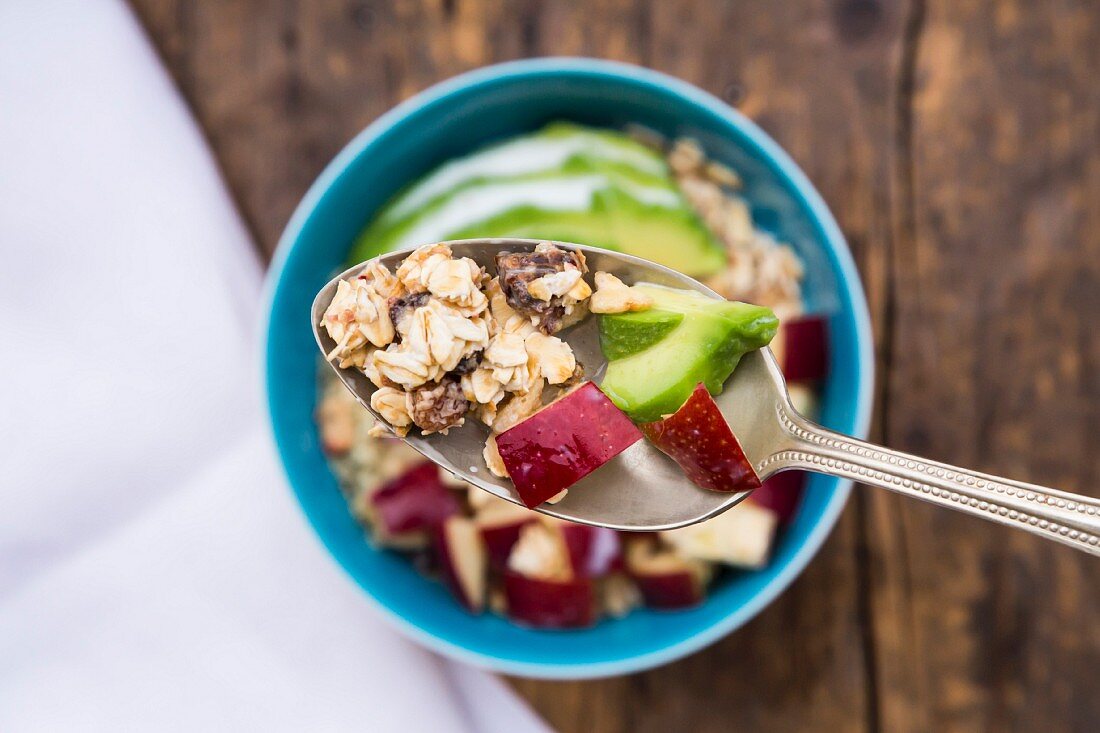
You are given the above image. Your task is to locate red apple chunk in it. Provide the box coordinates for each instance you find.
[641,383,762,493]
[496,382,643,508]
[370,462,460,537]
[749,470,806,525]
[432,516,488,612]
[625,537,712,609]
[475,500,536,570]
[559,523,622,577]
[772,315,828,383]
[503,572,596,628]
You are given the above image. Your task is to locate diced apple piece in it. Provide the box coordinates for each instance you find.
[773,315,828,383]
[641,383,761,493]
[476,500,536,570]
[480,520,530,570]
[503,572,596,628]
[496,382,643,508]
[506,522,573,581]
[432,516,488,612]
[626,542,711,609]
[749,470,806,524]
[633,572,703,610]
[661,501,779,569]
[370,462,460,537]
[624,537,712,609]
[559,523,622,577]
[600,572,642,618]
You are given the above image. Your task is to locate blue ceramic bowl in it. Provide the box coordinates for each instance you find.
[263,58,874,679]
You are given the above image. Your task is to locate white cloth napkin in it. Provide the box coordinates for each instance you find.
[0,1,549,731]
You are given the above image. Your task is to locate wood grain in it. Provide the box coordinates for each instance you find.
[868,1,1100,731]
[129,1,1100,730]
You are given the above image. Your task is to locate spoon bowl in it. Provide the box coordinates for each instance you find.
[316,237,1100,554]
[312,237,768,530]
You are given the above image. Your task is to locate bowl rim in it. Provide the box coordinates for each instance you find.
[261,57,875,679]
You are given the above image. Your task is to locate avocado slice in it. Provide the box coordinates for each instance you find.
[600,309,684,361]
[599,187,727,277]
[347,123,728,277]
[598,285,778,422]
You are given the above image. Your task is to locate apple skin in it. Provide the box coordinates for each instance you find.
[478,518,535,570]
[370,462,460,535]
[631,571,704,610]
[774,316,828,383]
[559,523,622,577]
[496,382,643,508]
[473,498,535,569]
[503,571,596,628]
[641,383,762,493]
[624,539,709,609]
[749,470,806,524]
[432,516,487,612]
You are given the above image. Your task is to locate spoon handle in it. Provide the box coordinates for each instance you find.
[763,408,1100,556]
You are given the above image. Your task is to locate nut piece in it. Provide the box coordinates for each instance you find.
[408,376,467,434]
[495,243,588,334]
[588,272,653,314]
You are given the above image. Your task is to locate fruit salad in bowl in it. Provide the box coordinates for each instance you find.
[264,58,873,677]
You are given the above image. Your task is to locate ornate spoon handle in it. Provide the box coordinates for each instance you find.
[763,406,1100,556]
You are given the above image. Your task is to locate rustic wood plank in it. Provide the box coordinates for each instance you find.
[870,1,1100,731]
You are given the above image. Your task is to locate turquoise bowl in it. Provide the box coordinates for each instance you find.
[263,58,874,679]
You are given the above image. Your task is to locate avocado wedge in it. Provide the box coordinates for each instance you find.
[598,285,778,422]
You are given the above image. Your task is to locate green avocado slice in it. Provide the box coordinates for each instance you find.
[598,285,778,422]
[600,309,684,361]
[347,123,728,277]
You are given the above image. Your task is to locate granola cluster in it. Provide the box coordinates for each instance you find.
[321,242,600,444]
[666,138,805,320]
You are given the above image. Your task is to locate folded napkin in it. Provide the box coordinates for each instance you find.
[0,1,548,730]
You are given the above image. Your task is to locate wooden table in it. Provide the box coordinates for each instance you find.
[131,2,1100,730]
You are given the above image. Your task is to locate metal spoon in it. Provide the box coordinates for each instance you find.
[313,238,1100,556]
